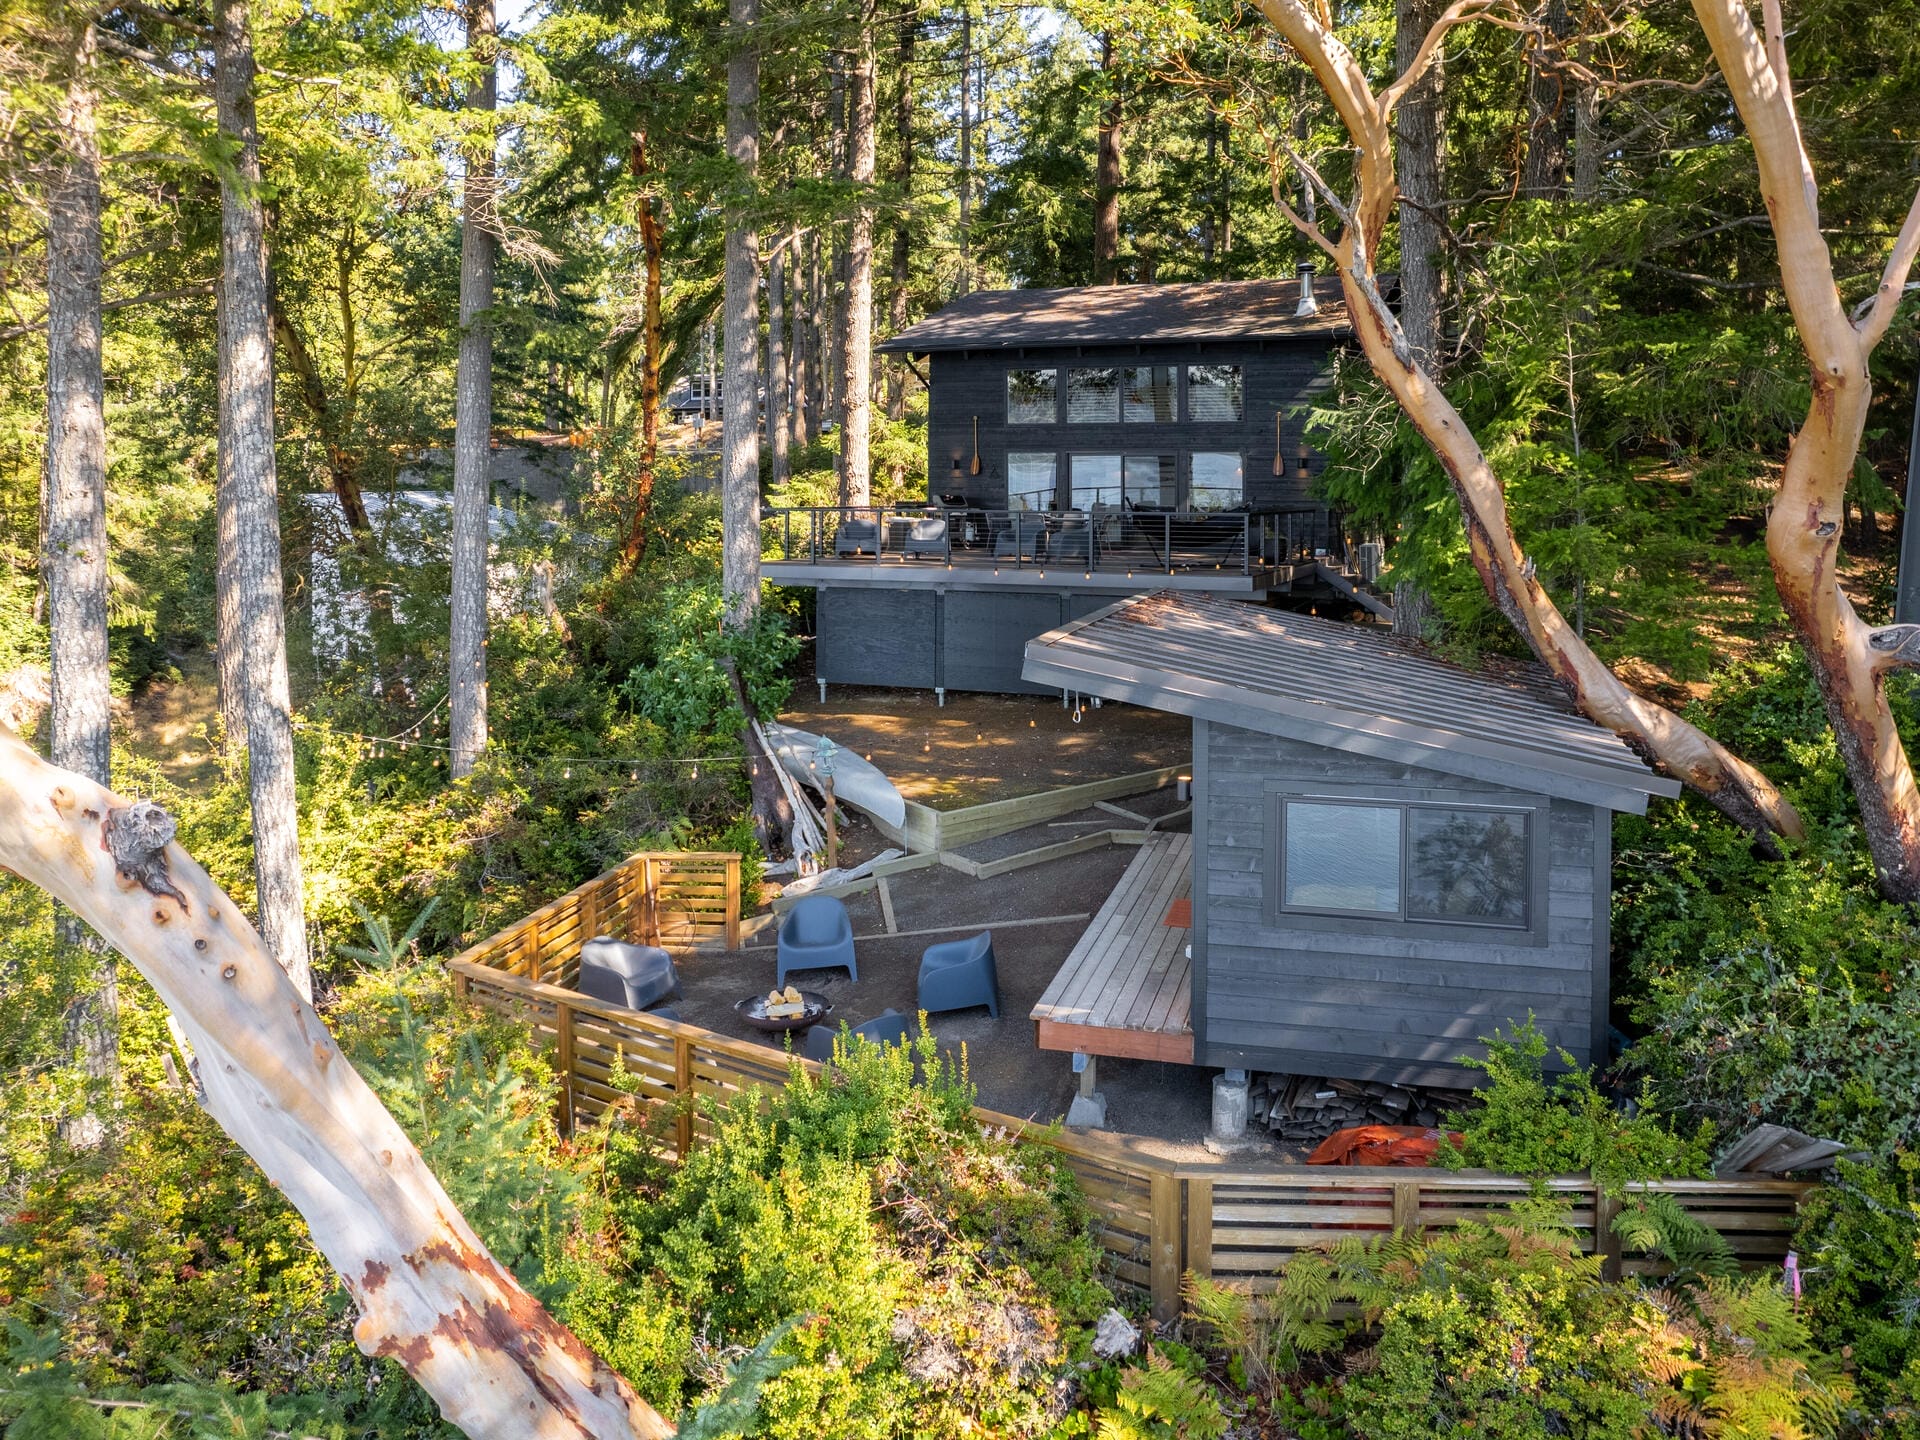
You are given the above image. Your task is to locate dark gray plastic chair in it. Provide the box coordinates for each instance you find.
[903,516,949,558]
[802,1008,910,1063]
[916,930,998,1018]
[576,936,681,1012]
[834,517,880,556]
[776,895,858,986]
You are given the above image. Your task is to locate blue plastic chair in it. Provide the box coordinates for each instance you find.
[575,936,681,1012]
[917,930,999,1018]
[776,895,858,986]
[802,1008,910,1063]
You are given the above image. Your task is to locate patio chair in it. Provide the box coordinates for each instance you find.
[992,514,1046,563]
[776,895,859,986]
[575,936,681,1012]
[1050,512,1091,565]
[834,517,880,557]
[916,930,998,1018]
[802,1008,910,1063]
[902,516,949,559]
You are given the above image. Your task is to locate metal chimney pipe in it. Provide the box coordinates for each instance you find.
[1294,261,1319,318]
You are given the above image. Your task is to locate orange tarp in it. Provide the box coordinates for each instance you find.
[1306,1125,1463,1167]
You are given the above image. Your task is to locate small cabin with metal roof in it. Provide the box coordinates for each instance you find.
[1023,591,1679,1089]
[764,272,1359,699]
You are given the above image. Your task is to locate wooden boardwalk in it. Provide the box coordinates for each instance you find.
[1030,832,1194,1063]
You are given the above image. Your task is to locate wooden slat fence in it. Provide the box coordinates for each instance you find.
[448,870,1812,1325]
[448,850,741,990]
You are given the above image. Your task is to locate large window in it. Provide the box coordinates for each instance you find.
[1008,452,1058,510]
[1123,366,1176,423]
[1070,454,1175,510]
[1187,364,1244,421]
[1067,367,1122,423]
[1007,368,1057,424]
[1278,797,1531,928]
[1189,452,1243,511]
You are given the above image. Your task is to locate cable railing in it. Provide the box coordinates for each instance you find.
[763,503,1341,578]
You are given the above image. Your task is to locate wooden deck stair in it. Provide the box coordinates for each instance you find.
[1030,832,1194,1064]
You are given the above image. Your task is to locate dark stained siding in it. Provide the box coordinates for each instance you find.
[928,340,1336,512]
[1198,722,1605,1088]
[943,591,1065,694]
[816,588,938,689]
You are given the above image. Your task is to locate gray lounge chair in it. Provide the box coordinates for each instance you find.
[802,1008,910,1063]
[576,936,681,1012]
[834,517,880,557]
[917,930,998,1018]
[776,895,858,985]
[903,516,949,559]
[1051,512,1091,565]
[992,515,1046,562]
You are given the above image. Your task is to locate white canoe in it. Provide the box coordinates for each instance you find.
[760,721,908,829]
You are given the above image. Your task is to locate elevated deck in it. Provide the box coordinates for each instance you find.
[1031,832,1194,1064]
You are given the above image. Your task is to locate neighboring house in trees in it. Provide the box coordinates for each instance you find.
[763,272,1356,698]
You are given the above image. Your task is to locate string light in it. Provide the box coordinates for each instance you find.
[289,719,741,772]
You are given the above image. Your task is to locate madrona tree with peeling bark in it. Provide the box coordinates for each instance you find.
[0,721,676,1440]
[1252,0,1920,893]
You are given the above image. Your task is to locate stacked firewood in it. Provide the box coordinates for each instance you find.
[1248,1072,1479,1143]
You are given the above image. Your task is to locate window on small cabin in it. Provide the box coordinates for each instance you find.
[1008,452,1058,510]
[1067,367,1122,423]
[1007,369,1058,424]
[1280,799,1531,928]
[1188,364,1244,421]
[1189,452,1244,511]
[1123,366,1176,423]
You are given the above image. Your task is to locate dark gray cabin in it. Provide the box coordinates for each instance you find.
[763,274,1352,698]
[1022,592,1679,1088]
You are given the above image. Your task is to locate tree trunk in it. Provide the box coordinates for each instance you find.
[1253,0,1806,846]
[619,135,665,574]
[790,230,814,450]
[1092,33,1122,284]
[841,13,876,507]
[1691,0,1920,897]
[449,0,497,780]
[767,232,792,489]
[957,6,972,295]
[1519,0,1571,200]
[45,20,116,1142]
[720,0,762,630]
[885,17,915,421]
[1393,0,1446,365]
[1570,46,1601,203]
[719,658,793,858]
[214,0,311,998]
[0,726,674,1440]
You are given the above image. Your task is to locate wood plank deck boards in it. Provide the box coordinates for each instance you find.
[1032,834,1192,1058]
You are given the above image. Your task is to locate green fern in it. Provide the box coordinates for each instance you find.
[1093,1350,1231,1440]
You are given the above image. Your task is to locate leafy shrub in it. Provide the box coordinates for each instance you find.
[1093,1349,1230,1440]
[620,578,800,742]
[1435,1018,1714,1195]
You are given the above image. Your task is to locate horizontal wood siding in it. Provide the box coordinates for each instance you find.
[1200,723,1602,1084]
[816,587,937,688]
[929,340,1335,512]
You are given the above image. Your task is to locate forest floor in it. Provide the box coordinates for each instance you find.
[779,687,1192,808]
[126,651,223,788]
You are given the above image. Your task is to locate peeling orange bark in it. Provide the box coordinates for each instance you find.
[0,723,675,1440]
[1252,0,1805,844]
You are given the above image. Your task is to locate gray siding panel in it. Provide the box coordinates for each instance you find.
[942,591,1064,694]
[1198,724,1603,1085]
[816,588,938,689]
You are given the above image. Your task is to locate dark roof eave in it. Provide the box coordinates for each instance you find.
[874,324,1355,355]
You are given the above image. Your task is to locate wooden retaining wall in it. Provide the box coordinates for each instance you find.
[874,765,1186,853]
[451,946,1811,1325]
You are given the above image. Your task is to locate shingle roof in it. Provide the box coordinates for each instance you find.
[877,277,1350,354]
[1021,592,1680,813]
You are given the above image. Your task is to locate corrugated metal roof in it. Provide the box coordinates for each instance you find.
[1021,592,1681,813]
[878,277,1350,354]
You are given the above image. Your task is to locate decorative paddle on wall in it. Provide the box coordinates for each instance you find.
[971,415,981,474]
[1273,412,1285,475]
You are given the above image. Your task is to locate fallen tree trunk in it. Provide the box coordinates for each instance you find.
[0,721,673,1440]
[720,656,794,859]
[1251,0,1804,846]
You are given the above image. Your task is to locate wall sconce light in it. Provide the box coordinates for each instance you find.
[1295,445,1311,479]
[951,456,964,480]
